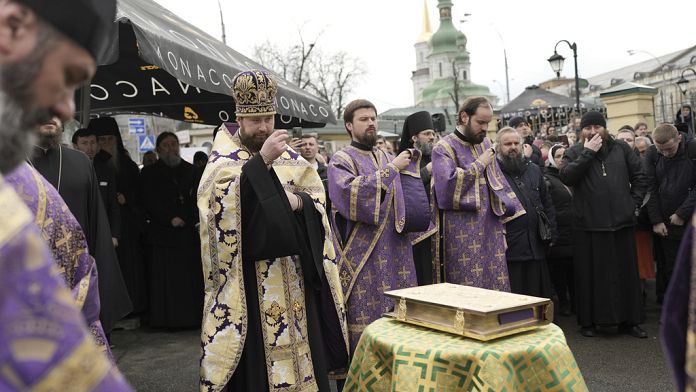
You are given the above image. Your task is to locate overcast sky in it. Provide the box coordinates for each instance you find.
[155,0,696,111]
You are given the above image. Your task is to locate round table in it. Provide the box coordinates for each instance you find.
[345,318,587,391]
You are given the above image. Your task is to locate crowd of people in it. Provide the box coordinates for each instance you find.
[2,1,696,391]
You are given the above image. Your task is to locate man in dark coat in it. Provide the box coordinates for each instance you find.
[560,111,647,338]
[141,132,203,327]
[90,116,148,314]
[31,117,132,334]
[645,124,696,303]
[509,116,542,166]
[72,127,121,247]
[399,110,437,285]
[675,104,693,138]
[497,127,556,298]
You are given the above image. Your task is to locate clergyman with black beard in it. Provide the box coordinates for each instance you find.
[399,110,437,285]
[431,96,524,289]
[496,127,556,298]
[140,131,203,328]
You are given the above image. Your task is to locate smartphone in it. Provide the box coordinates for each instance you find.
[292,127,303,139]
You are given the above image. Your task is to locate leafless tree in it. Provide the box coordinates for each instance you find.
[252,31,365,119]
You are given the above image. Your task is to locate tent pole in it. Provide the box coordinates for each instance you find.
[79,81,91,126]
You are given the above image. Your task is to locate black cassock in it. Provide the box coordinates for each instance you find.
[141,159,203,328]
[30,145,132,333]
[227,155,347,392]
[97,149,148,314]
[93,150,121,241]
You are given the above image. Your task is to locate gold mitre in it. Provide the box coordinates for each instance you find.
[231,69,278,117]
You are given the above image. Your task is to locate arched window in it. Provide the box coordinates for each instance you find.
[462,70,467,80]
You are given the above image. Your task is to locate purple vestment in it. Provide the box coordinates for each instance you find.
[6,163,109,354]
[431,134,525,290]
[0,173,131,391]
[328,145,419,351]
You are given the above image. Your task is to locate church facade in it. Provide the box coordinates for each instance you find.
[412,0,496,112]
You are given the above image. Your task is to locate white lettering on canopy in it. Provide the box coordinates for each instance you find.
[167,51,178,70]
[116,81,138,98]
[218,111,230,122]
[291,99,300,113]
[90,84,109,101]
[177,80,201,94]
[309,104,318,117]
[196,65,207,83]
[180,58,192,78]
[222,73,233,88]
[209,69,220,86]
[300,102,309,116]
[151,77,171,96]
[319,106,330,118]
[279,96,291,110]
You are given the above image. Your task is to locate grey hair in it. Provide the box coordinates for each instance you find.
[635,136,653,146]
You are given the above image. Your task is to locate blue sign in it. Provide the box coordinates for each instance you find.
[128,118,146,134]
[138,135,156,152]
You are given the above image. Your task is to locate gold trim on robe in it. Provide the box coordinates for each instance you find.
[197,126,349,392]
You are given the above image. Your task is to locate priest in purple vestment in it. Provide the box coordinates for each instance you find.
[6,163,110,354]
[0,0,132,389]
[661,215,696,391]
[328,99,420,351]
[431,97,525,290]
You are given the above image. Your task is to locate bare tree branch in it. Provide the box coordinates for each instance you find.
[252,30,366,120]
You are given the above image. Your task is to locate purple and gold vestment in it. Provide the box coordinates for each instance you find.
[431,133,524,291]
[6,163,109,353]
[0,173,131,391]
[328,144,419,351]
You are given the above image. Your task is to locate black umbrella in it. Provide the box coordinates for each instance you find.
[76,0,334,128]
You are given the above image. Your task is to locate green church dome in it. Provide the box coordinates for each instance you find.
[419,78,491,103]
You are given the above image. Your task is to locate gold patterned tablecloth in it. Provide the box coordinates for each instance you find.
[345,318,587,392]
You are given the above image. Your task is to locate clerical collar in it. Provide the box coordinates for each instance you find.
[350,140,373,151]
[453,128,476,144]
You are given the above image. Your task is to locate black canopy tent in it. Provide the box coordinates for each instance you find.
[76,0,335,128]
[500,85,603,129]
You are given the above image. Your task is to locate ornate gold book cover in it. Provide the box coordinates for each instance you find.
[383,283,553,341]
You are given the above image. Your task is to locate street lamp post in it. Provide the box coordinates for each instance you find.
[677,67,696,133]
[547,40,581,116]
[628,49,667,122]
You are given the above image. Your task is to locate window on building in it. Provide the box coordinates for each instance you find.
[462,70,467,80]
[439,63,442,77]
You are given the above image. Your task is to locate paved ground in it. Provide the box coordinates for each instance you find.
[112,280,674,391]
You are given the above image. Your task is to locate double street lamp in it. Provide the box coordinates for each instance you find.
[547,40,581,116]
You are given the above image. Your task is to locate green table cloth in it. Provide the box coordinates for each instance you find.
[345,318,587,391]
